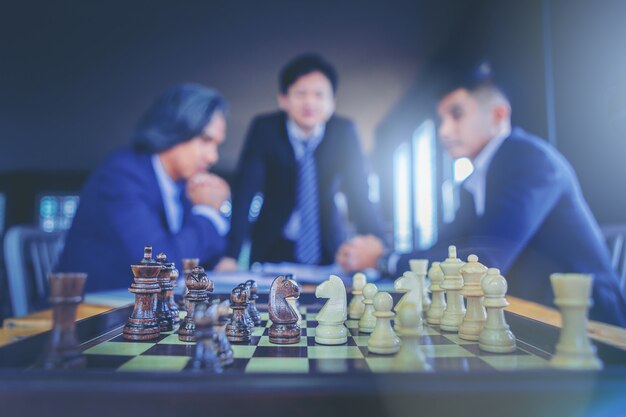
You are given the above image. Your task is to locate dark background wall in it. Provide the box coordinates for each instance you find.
[1,0,625,223]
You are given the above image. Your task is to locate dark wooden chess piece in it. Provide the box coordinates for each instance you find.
[166,261,181,325]
[178,266,214,342]
[40,273,87,369]
[245,280,263,326]
[212,298,234,366]
[155,253,175,332]
[268,275,301,344]
[238,283,255,331]
[225,285,252,343]
[123,246,162,341]
[185,302,223,373]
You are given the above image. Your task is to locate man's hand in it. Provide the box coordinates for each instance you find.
[187,173,230,210]
[335,234,384,272]
[214,257,238,272]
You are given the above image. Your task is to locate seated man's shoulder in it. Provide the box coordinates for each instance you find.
[506,128,566,166]
[91,148,152,187]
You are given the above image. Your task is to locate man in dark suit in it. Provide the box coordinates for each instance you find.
[217,54,383,270]
[57,84,231,292]
[337,72,626,327]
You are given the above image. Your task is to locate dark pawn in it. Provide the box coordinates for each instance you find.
[178,266,214,342]
[40,273,87,369]
[213,299,234,366]
[268,275,301,344]
[226,286,252,343]
[155,253,175,332]
[238,283,255,331]
[185,302,223,373]
[123,246,162,341]
[166,262,181,325]
[245,280,262,326]
[178,258,200,308]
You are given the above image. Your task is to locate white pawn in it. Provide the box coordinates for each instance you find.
[348,272,367,320]
[368,292,401,355]
[315,275,348,345]
[392,302,431,372]
[439,245,466,332]
[458,254,487,341]
[358,283,378,334]
[549,273,602,370]
[409,259,431,312]
[427,262,446,325]
[478,268,516,353]
[393,271,423,336]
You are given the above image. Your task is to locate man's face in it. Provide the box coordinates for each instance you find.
[279,71,335,132]
[437,88,495,160]
[164,112,226,180]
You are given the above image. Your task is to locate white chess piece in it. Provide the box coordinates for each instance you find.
[427,262,446,325]
[348,272,367,320]
[286,277,302,327]
[439,245,466,332]
[315,275,348,345]
[549,273,602,370]
[478,268,516,353]
[458,254,487,341]
[393,271,423,336]
[368,291,401,355]
[392,302,431,372]
[358,283,378,333]
[409,259,431,312]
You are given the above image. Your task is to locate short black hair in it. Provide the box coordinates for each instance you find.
[279,53,338,94]
[436,61,509,101]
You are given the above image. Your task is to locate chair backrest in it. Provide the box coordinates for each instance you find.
[3,225,66,317]
[601,223,626,294]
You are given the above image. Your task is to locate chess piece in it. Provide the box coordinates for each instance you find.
[315,275,348,345]
[123,246,162,341]
[237,283,256,331]
[226,285,252,343]
[409,259,431,312]
[285,275,303,327]
[40,273,87,369]
[358,283,378,334]
[393,271,423,336]
[458,255,487,341]
[186,302,223,373]
[155,253,175,332]
[178,258,200,308]
[166,261,181,325]
[549,273,602,370]
[392,302,431,371]
[427,262,446,325]
[478,268,516,353]
[439,245,466,332]
[268,275,301,344]
[214,299,234,366]
[245,280,263,326]
[178,266,214,342]
[348,272,367,320]
[368,291,401,355]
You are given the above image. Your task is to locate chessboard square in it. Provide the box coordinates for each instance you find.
[85,354,134,369]
[365,357,396,373]
[421,326,441,336]
[307,346,364,359]
[348,328,360,336]
[223,358,250,373]
[432,356,495,371]
[118,355,189,372]
[418,335,454,345]
[352,335,370,347]
[245,358,309,373]
[252,327,265,337]
[426,345,475,358]
[309,358,370,373]
[480,355,550,370]
[258,336,308,347]
[158,334,194,345]
[252,346,309,358]
[441,333,477,345]
[307,313,317,322]
[232,345,257,359]
[461,344,529,356]
[299,305,306,314]
[260,312,269,321]
[142,343,194,356]
[83,342,153,356]
[345,320,359,329]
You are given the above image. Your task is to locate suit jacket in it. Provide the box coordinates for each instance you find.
[57,148,226,292]
[398,128,626,327]
[227,111,384,264]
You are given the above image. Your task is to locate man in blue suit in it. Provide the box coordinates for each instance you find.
[57,84,231,292]
[216,54,383,270]
[337,73,626,327]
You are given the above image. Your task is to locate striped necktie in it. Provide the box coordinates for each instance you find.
[294,140,321,264]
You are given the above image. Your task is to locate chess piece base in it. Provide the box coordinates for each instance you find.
[123,319,160,341]
[479,329,516,353]
[269,323,301,344]
[315,323,348,345]
[550,345,603,370]
[368,341,401,355]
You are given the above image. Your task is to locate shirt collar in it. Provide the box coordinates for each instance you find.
[286,118,325,142]
[471,129,509,174]
[151,154,183,199]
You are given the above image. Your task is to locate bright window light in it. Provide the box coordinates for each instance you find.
[393,142,412,253]
[412,120,437,249]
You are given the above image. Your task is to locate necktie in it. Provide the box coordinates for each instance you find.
[295,140,321,264]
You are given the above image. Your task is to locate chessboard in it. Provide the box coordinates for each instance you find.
[80,297,552,374]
